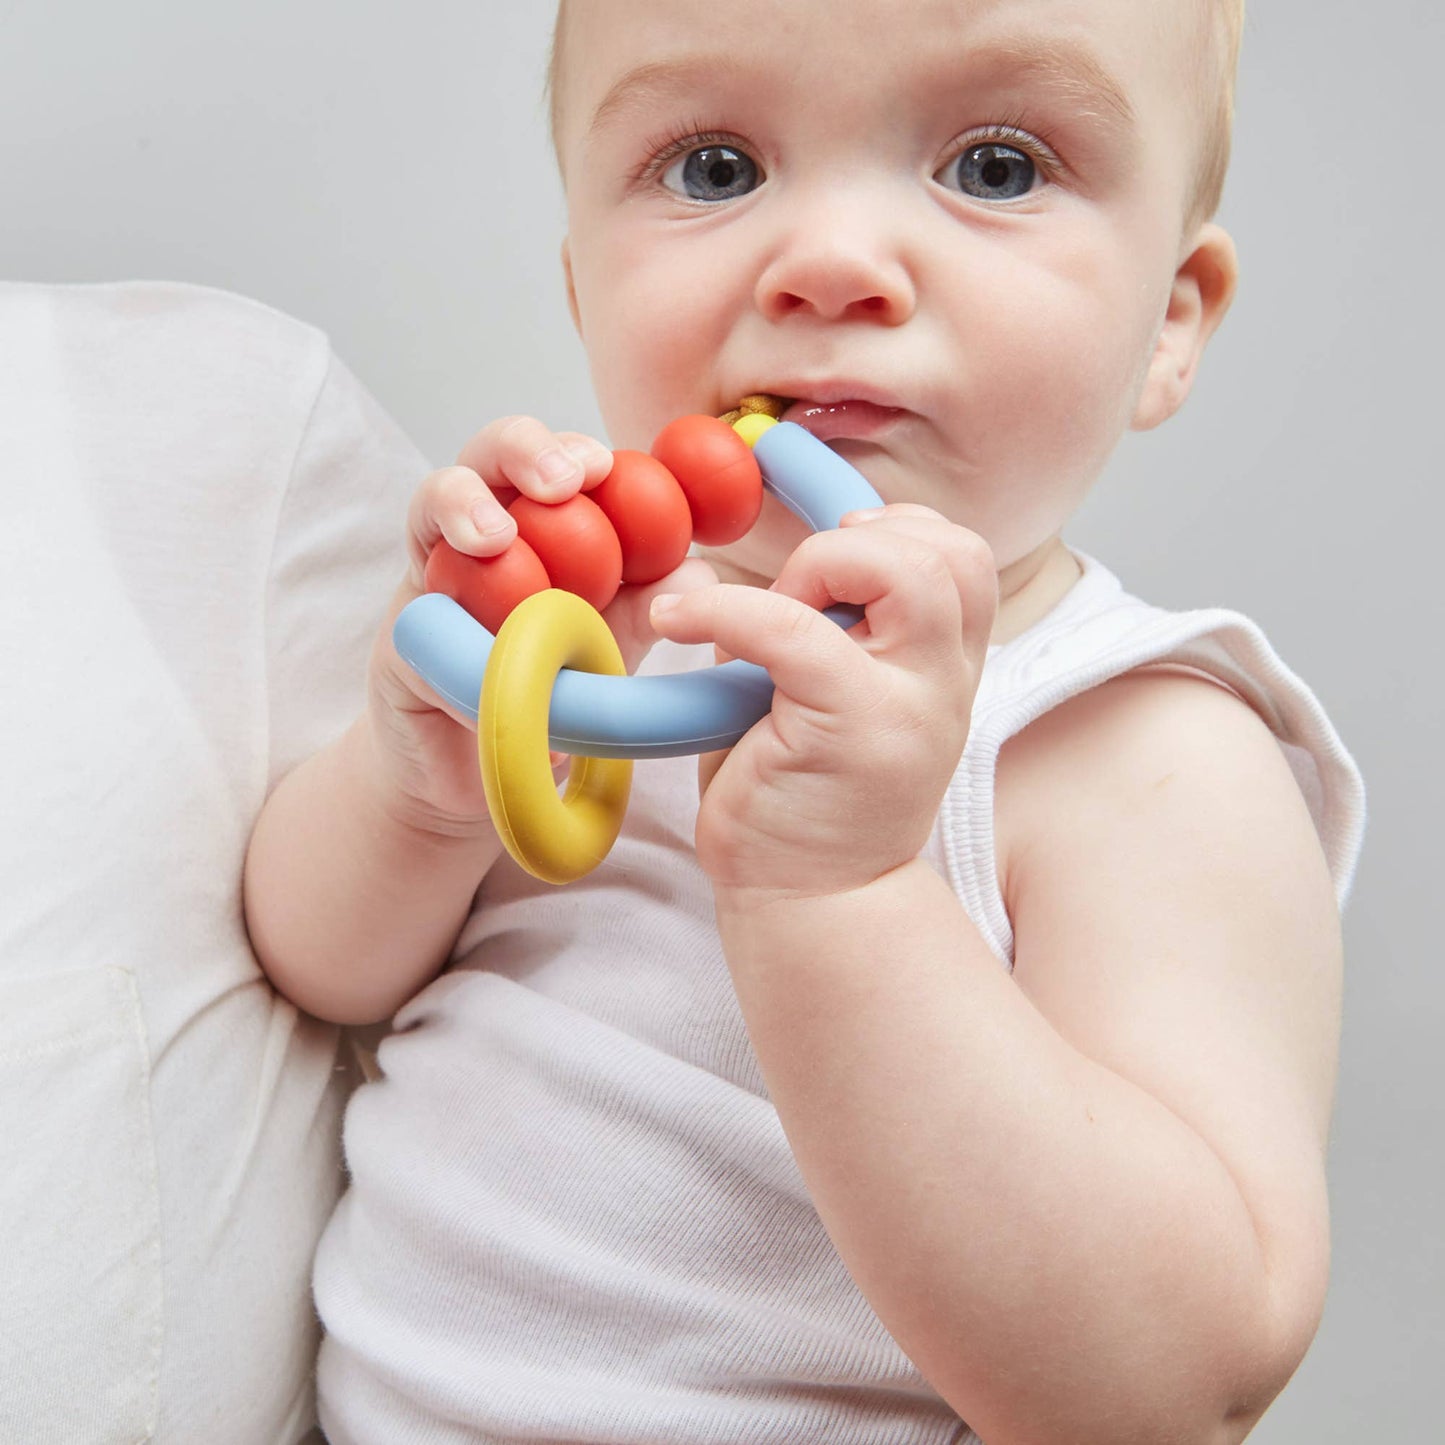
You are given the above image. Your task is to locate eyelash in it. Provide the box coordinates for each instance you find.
[627,123,751,191]
[939,117,1066,185]
[626,114,1067,194]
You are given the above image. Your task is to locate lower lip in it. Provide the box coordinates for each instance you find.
[781,399,904,441]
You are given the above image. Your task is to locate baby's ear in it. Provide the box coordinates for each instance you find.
[1132,223,1238,431]
[561,238,583,337]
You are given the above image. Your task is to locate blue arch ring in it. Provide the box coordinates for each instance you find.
[393,422,884,760]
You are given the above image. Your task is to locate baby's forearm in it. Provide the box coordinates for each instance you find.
[715,863,1286,1445]
[244,717,502,1024]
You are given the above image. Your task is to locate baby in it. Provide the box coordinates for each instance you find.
[244,1,1365,1441]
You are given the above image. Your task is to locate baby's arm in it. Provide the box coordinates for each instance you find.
[244,419,620,1025]
[654,516,1339,1444]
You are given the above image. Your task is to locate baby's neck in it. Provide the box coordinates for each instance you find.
[992,536,1082,644]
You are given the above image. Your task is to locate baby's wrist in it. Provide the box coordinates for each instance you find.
[711,865,902,930]
[712,859,955,977]
[348,715,498,848]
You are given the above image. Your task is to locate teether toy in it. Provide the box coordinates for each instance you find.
[395,403,883,882]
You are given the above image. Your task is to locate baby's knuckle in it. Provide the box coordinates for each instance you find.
[438,463,479,493]
[440,467,489,516]
[789,529,829,567]
[953,528,997,581]
[462,413,523,457]
[555,429,607,456]
[769,594,817,645]
[942,528,988,572]
[900,548,960,615]
[494,414,549,456]
[912,546,955,590]
[413,466,463,510]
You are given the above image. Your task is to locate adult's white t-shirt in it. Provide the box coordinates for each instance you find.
[0,280,425,1443]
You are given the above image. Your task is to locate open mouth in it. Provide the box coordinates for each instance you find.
[781,398,904,442]
[720,392,904,443]
[717,393,791,426]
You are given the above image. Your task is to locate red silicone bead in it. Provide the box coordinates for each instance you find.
[588,450,694,585]
[650,415,764,547]
[508,493,624,612]
[424,535,551,635]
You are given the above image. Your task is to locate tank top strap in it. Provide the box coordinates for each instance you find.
[937,553,1365,968]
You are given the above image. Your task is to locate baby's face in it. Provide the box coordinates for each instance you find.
[556,0,1222,579]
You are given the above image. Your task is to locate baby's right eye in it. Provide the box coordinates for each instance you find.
[660,144,762,202]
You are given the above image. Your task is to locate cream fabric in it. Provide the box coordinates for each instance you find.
[0,281,424,1444]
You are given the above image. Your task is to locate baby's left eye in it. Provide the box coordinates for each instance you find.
[935,143,1038,201]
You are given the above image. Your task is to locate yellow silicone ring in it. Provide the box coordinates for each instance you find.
[478,589,633,885]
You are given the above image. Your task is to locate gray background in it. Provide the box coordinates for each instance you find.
[3,2,1438,1438]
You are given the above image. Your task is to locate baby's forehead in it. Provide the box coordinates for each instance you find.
[551,0,1223,121]
[551,0,1234,215]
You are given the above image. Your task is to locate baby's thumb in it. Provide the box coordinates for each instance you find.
[604,556,719,674]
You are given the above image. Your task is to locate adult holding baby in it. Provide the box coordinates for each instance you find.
[0,280,422,1442]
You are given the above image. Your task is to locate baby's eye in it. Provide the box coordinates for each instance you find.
[936,143,1038,201]
[660,144,762,202]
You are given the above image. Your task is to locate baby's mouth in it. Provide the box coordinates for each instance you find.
[780,398,905,443]
[717,393,791,426]
[720,392,904,444]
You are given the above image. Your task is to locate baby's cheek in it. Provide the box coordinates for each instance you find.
[1006,319,1143,469]
[586,358,656,451]
[997,246,1157,430]
[586,333,697,451]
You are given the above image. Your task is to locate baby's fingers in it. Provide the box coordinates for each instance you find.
[405,466,518,585]
[753,529,964,686]
[650,584,866,713]
[603,556,719,673]
[830,507,999,663]
[454,415,613,506]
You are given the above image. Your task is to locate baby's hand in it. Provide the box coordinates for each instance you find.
[649,506,997,898]
[370,416,713,837]
[365,417,607,833]
[408,414,614,581]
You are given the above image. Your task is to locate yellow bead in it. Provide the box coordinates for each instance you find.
[731,412,778,449]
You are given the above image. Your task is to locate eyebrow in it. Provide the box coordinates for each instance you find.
[980,35,1137,131]
[585,37,1136,139]
[588,56,745,136]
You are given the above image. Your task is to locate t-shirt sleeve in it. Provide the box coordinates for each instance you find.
[263,350,430,787]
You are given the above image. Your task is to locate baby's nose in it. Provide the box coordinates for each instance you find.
[754,206,916,325]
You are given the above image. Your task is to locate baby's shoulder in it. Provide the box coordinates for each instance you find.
[1002,662,1273,778]
[993,665,1313,898]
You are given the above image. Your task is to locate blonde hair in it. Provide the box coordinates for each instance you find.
[549,0,1244,224]
[545,2,570,166]
[1191,0,1246,224]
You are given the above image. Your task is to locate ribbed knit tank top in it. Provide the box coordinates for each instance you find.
[314,553,1364,1445]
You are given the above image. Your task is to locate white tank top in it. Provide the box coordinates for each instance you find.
[314,553,1364,1445]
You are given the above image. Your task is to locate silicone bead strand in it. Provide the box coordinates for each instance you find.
[425,414,767,632]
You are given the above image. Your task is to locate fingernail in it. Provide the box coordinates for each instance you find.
[843,507,885,523]
[537,447,581,485]
[470,501,514,538]
[650,593,681,618]
[564,438,609,466]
